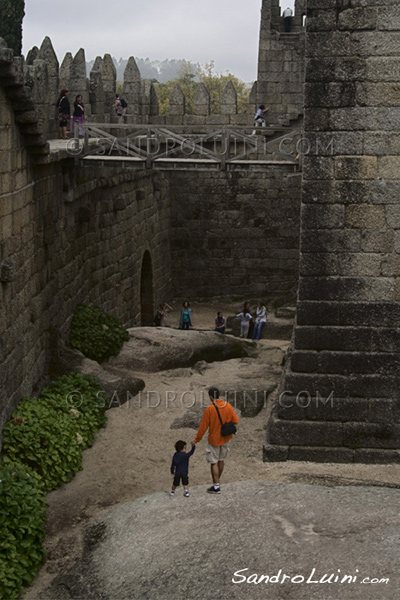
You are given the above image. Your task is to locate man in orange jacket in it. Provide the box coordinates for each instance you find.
[192,387,239,494]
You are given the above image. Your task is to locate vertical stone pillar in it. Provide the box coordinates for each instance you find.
[220,80,237,115]
[59,52,72,91]
[101,53,116,122]
[90,65,105,122]
[122,56,142,123]
[264,0,400,464]
[169,83,185,124]
[194,83,210,116]
[248,81,257,116]
[37,36,59,138]
[69,48,91,118]
[149,82,159,117]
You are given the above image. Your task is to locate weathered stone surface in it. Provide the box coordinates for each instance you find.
[50,337,144,407]
[37,481,400,600]
[193,83,210,116]
[122,57,141,120]
[220,80,237,115]
[169,83,185,116]
[105,328,256,373]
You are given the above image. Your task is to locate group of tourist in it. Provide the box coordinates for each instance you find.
[56,89,129,140]
[155,300,267,340]
[56,89,85,140]
[236,301,267,340]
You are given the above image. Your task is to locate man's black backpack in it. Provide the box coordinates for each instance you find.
[154,311,161,326]
[120,97,127,108]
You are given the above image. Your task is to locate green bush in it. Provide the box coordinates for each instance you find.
[69,304,129,362]
[0,462,47,600]
[40,372,107,448]
[2,400,83,492]
[1,373,108,598]
[2,373,107,491]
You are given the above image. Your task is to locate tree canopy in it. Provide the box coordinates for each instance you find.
[155,61,252,115]
[0,0,25,55]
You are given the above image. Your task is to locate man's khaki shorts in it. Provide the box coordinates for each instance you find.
[206,443,230,464]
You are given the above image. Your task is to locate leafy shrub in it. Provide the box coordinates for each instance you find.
[1,373,107,598]
[40,372,107,448]
[2,401,83,492]
[69,304,129,362]
[0,462,47,600]
[2,373,107,491]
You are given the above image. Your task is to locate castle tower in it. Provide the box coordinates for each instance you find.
[256,0,305,125]
[264,0,400,463]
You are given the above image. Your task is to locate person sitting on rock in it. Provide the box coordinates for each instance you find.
[251,302,267,340]
[214,312,226,334]
[170,440,195,497]
[179,300,192,330]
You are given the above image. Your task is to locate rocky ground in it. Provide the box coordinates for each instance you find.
[25,301,400,599]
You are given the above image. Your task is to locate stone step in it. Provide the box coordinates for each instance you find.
[263,443,400,464]
[275,305,296,319]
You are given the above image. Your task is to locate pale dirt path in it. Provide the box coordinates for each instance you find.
[25,301,400,598]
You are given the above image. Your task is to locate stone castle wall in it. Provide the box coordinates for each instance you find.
[168,169,301,300]
[0,84,172,436]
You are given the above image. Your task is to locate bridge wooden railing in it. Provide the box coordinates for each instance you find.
[69,123,302,171]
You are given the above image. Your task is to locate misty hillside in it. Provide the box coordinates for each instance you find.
[86,57,200,82]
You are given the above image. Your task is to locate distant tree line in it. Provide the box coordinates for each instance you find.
[86,57,199,84]
[155,61,252,115]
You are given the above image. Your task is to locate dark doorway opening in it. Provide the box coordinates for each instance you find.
[140,251,154,326]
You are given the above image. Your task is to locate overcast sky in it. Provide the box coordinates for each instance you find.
[22,0,295,82]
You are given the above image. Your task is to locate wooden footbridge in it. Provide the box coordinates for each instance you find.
[67,123,302,172]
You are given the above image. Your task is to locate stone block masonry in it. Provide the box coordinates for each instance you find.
[264,0,400,463]
[0,84,172,442]
[167,169,301,300]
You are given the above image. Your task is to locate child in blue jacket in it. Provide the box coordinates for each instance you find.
[170,440,195,497]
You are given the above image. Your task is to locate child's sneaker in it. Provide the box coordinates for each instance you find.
[184,490,190,497]
[170,490,175,496]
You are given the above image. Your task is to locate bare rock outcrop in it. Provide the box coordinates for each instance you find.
[104,327,257,373]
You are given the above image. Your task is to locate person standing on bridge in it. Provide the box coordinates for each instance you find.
[192,387,239,494]
[71,95,85,137]
[56,89,70,140]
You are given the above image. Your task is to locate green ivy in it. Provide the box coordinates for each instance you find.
[69,304,129,362]
[0,462,47,600]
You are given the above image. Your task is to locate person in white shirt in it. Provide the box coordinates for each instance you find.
[251,302,267,340]
[252,104,269,135]
[283,7,293,32]
[236,310,253,338]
